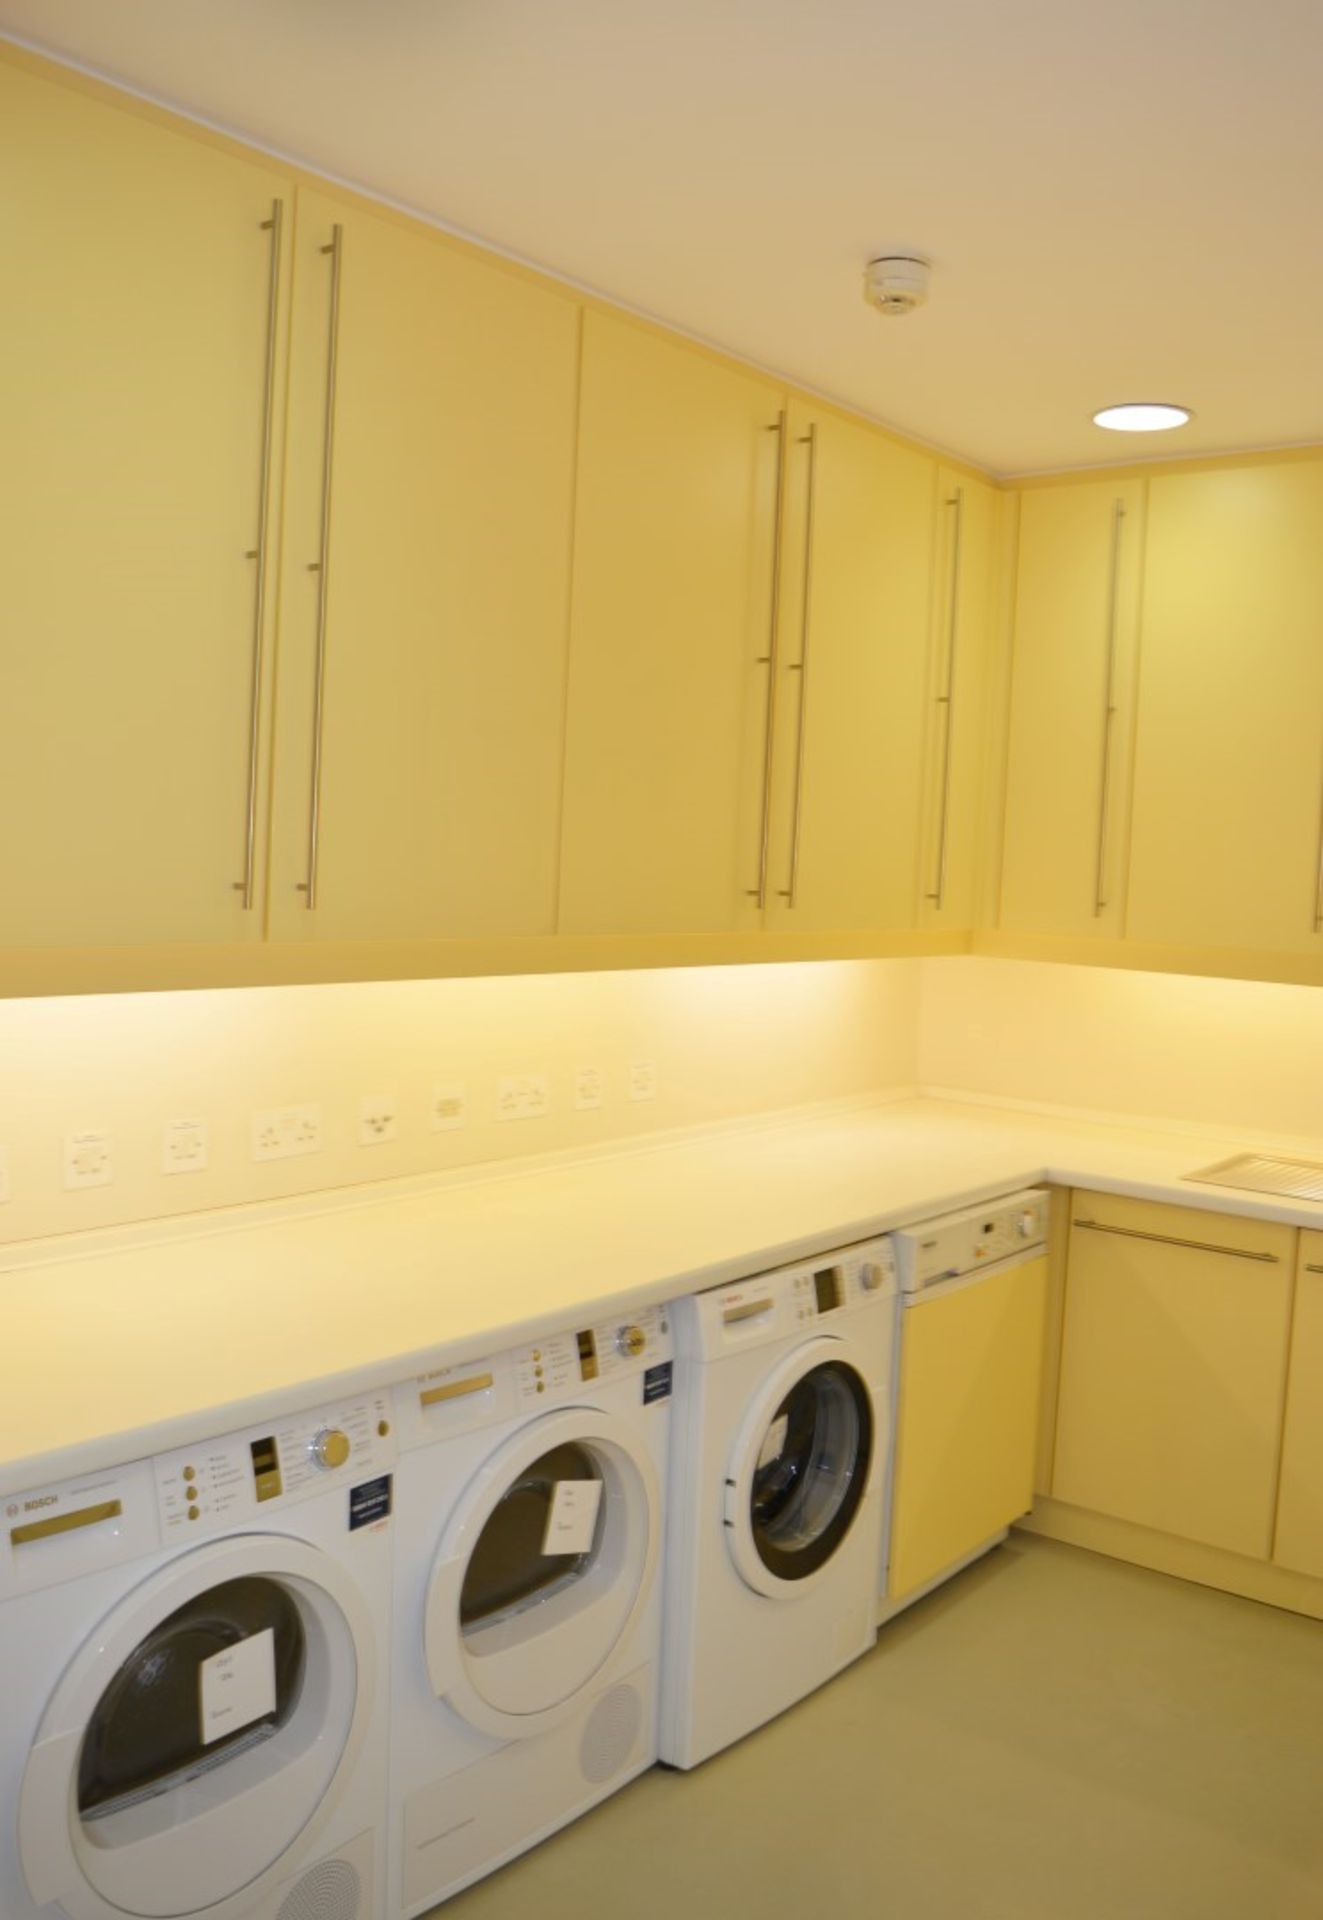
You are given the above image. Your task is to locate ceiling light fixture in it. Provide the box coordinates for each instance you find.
[1092,402,1191,433]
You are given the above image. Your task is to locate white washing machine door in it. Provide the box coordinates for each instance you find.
[19,1534,372,1920]
[423,1407,660,1742]
[724,1336,875,1600]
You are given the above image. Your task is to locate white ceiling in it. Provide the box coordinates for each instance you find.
[3,0,1322,474]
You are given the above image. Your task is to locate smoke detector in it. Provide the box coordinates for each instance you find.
[863,254,931,317]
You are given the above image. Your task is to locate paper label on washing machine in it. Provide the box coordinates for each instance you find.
[757,1414,789,1471]
[198,1627,277,1746]
[541,1479,602,1556]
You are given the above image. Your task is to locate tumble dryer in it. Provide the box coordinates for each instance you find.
[0,1389,395,1920]
[661,1237,897,1769]
[388,1302,672,1917]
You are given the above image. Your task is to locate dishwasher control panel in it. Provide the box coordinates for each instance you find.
[891,1189,1049,1292]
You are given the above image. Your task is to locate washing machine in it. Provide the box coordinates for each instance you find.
[388,1302,672,1917]
[660,1236,897,1769]
[0,1389,395,1920]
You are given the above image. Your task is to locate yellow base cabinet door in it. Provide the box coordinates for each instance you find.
[1126,462,1323,955]
[269,190,579,941]
[1273,1233,1323,1577]
[918,470,998,931]
[764,406,936,932]
[1053,1194,1295,1557]
[0,60,288,946]
[998,478,1146,937]
[887,1256,1048,1601]
[557,312,783,936]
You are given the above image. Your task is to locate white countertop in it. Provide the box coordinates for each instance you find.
[8,1093,1323,1498]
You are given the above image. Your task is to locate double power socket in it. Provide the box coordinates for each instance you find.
[23,1062,660,1199]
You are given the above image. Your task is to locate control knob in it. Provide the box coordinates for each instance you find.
[309,1428,351,1472]
[859,1262,886,1292]
[616,1324,647,1359]
[1016,1210,1037,1239]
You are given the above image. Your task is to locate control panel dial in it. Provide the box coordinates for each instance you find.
[616,1324,647,1359]
[309,1428,351,1472]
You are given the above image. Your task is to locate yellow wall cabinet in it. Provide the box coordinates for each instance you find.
[1125,461,1323,957]
[762,405,937,933]
[918,470,999,932]
[0,59,289,949]
[557,311,784,937]
[269,190,580,943]
[1273,1231,1323,1578]
[1052,1192,1295,1559]
[998,478,1146,938]
[888,1253,1048,1601]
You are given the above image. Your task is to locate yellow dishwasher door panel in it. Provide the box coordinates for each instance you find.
[888,1256,1048,1602]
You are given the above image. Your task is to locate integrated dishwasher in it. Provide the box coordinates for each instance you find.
[883,1189,1050,1611]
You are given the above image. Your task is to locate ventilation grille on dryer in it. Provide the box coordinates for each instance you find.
[579,1682,643,1785]
[275,1857,362,1920]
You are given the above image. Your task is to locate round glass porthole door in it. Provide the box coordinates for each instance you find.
[727,1343,874,1597]
[424,1409,661,1741]
[20,1539,370,1920]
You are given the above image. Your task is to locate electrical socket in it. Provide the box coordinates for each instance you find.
[252,1104,322,1162]
[627,1060,657,1102]
[496,1075,550,1123]
[64,1129,113,1190]
[431,1083,467,1132]
[574,1067,604,1112]
[163,1117,208,1176]
[0,1145,10,1205]
[359,1096,398,1146]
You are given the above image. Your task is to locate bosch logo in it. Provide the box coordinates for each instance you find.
[23,1496,57,1512]
[5,1504,17,1519]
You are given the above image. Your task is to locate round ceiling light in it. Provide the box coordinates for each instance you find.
[1092,402,1191,433]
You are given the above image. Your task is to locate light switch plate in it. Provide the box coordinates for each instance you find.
[163,1118,208,1176]
[65,1129,113,1189]
[574,1068,604,1112]
[252,1105,322,1162]
[627,1060,657,1102]
[358,1096,398,1146]
[496,1075,550,1122]
[431,1083,467,1132]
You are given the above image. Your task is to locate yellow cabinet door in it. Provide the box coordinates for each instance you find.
[1053,1193,1295,1557]
[0,61,288,946]
[999,479,1146,936]
[269,190,579,942]
[918,470,999,930]
[1273,1232,1323,1577]
[557,312,783,936]
[764,406,936,932]
[888,1256,1049,1601]
[1126,463,1323,955]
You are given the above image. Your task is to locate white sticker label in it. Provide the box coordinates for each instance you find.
[758,1414,789,1471]
[541,1479,603,1556]
[199,1628,277,1746]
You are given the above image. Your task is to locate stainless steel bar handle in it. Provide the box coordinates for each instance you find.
[1312,748,1323,931]
[1093,498,1126,917]
[747,411,787,910]
[299,224,344,912]
[777,425,818,909]
[236,198,284,911]
[1072,1218,1280,1264]
[925,488,964,910]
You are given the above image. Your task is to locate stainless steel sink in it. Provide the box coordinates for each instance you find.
[1186,1153,1323,1202]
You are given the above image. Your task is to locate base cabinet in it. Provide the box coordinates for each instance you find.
[1052,1193,1294,1559]
[1273,1233,1323,1578]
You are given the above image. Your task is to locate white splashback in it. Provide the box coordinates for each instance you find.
[0,960,920,1244]
[919,957,1323,1144]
